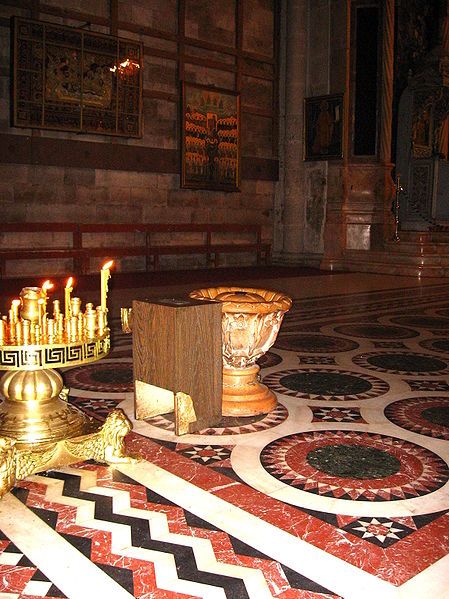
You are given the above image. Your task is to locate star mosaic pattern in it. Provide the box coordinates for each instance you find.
[311,407,366,423]
[341,517,415,548]
[177,444,232,465]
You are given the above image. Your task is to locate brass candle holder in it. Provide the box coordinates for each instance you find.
[0,264,134,499]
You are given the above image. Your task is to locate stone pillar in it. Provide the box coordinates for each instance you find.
[378,0,396,243]
[379,0,394,166]
[274,0,307,264]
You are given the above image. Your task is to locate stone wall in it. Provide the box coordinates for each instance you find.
[0,0,278,271]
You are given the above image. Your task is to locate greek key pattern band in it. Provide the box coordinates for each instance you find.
[0,335,110,370]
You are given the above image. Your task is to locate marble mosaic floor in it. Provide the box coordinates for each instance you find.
[0,273,449,598]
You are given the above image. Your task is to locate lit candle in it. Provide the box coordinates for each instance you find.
[65,277,74,319]
[100,261,113,312]
[11,299,20,323]
[41,280,54,314]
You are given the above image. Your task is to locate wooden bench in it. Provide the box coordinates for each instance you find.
[0,223,271,278]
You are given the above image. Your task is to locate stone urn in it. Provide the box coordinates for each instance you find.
[189,286,292,416]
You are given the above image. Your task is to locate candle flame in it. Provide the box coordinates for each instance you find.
[12,299,20,307]
[102,260,114,270]
[65,277,74,289]
[42,280,54,293]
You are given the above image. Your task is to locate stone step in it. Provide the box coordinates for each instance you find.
[384,240,449,255]
[340,249,449,277]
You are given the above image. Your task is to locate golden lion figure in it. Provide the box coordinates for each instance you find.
[0,437,17,497]
[0,409,136,499]
[65,409,136,463]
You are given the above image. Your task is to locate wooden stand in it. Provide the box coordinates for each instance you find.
[132,297,222,434]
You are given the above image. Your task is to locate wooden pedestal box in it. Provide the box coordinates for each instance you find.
[132,297,222,433]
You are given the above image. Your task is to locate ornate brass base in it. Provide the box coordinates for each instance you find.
[0,409,135,498]
[222,365,277,416]
[0,369,86,444]
[0,367,135,499]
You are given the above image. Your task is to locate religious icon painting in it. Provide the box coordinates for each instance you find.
[12,17,143,138]
[304,94,344,161]
[181,82,240,191]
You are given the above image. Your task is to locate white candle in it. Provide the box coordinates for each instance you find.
[65,277,73,318]
[41,280,54,314]
[100,261,113,312]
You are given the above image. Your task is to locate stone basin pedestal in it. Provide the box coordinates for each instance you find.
[189,286,292,416]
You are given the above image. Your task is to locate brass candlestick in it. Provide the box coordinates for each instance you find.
[0,263,134,498]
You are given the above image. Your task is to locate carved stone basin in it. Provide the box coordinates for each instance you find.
[189,286,292,416]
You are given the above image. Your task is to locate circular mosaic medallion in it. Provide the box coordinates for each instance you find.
[260,430,449,501]
[353,352,449,375]
[64,362,133,392]
[334,323,418,340]
[419,338,449,355]
[390,315,449,330]
[275,334,359,353]
[257,351,283,369]
[146,402,289,436]
[385,397,449,440]
[263,369,389,401]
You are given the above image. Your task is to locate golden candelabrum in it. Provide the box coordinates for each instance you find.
[0,262,134,499]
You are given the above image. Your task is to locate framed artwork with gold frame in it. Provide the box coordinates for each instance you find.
[304,94,343,161]
[181,82,240,191]
[12,17,143,138]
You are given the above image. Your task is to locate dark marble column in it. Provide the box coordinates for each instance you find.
[275,0,307,264]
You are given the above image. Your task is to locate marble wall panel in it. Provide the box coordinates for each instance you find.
[141,98,177,149]
[144,56,177,95]
[44,0,109,18]
[185,45,236,66]
[185,0,236,46]
[183,64,236,90]
[242,0,274,57]
[241,113,273,158]
[241,76,273,112]
[119,0,178,34]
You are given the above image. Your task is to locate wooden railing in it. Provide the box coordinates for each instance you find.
[0,223,271,278]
